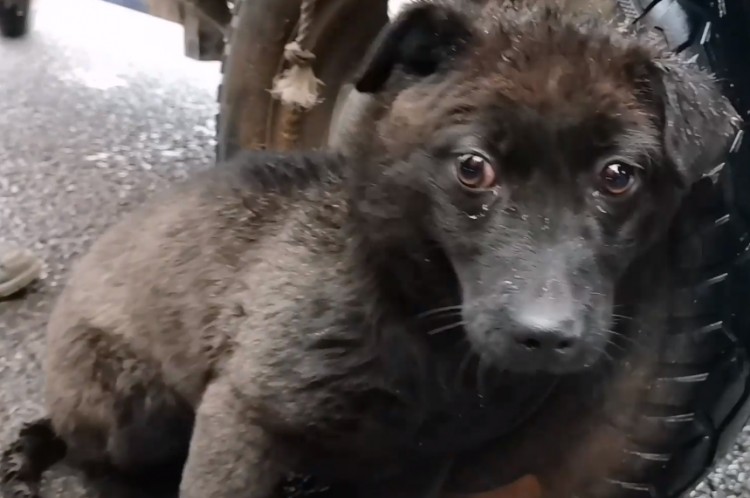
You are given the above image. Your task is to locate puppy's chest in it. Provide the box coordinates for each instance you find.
[240,292,553,470]
[285,355,552,475]
[365,381,527,454]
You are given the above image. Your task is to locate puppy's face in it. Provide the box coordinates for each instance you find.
[351,0,739,374]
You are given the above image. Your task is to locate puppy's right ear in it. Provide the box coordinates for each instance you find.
[354,1,475,94]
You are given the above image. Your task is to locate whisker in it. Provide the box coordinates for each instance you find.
[605,339,626,354]
[606,329,642,348]
[606,329,632,340]
[595,345,616,366]
[604,327,631,339]
[427,321,468,336]
[417,305,463,319]
[593,328,641,355]
[420,310,463,321]
[455,348,477,389]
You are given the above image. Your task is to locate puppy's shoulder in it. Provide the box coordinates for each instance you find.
[54,149,347,319]
[205,149,346,199]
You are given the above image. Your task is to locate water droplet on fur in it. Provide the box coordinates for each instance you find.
[592,191,601,198]
[521,214,529,221]
[481,204,489,212]
[467,214,480,220]
[596,205,608,214]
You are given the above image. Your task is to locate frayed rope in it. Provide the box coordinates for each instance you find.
[270,40,324,110]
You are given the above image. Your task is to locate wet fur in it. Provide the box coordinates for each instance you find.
[0,1,738,497]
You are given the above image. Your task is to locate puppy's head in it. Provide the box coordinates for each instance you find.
[349,0,739,374]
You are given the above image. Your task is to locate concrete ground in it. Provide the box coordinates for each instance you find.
[0,0,747,497]
[0,0,218,495]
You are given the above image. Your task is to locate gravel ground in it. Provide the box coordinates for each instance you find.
[0,0,218,495]
[0,0,747,497]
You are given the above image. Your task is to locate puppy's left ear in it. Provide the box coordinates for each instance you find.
[354,1,475,94]
[649,57,741,184]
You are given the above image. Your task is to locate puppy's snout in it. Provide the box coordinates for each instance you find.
[507,274,581,357]
[510,321,578,353]
[504,308,584,374]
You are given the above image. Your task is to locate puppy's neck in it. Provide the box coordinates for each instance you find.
[342,215,461,344]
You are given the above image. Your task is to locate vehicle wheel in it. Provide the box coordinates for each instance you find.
[586,1,750,496]
[0,0,30,39]
[215,0,388,161]
[217,1,750,497]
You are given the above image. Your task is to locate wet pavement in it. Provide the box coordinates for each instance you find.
[0,0,747,497]
[0,0,218,495]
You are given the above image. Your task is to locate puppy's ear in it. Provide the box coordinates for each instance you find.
[648,57,741,184]
[354,1,475,94]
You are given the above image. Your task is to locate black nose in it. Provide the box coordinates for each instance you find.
[511,328,577,352]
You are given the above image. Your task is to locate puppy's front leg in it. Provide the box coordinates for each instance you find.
[180,381,283,498]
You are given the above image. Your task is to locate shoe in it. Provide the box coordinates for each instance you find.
[0,246,42,298]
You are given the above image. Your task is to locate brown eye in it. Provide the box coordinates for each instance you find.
[456,153,496,190]
[599,161,639,196]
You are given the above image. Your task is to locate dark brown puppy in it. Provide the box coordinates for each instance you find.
[0,1,738,497]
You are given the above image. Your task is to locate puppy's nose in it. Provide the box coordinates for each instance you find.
[511,326,577,352]
[509,307,578,353]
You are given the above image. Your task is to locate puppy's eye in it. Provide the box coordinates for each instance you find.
[456,153,496,190]
[598,161,639,196]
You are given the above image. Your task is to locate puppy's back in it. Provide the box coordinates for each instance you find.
[45,150,344,409]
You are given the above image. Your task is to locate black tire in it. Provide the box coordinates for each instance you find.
[0,0,30,39]
[216,1,750,497]
[597,1,750,496]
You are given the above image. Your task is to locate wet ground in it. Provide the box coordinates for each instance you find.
[0,0,218,495]
[0,0,747,497]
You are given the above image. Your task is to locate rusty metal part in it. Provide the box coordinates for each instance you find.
[216,0,388,159]
[182,4,225,61]
[279,105,306,149]
[272,0,321,150]
[188,0,232,27]
[144,0,229,61]
[465,476,542,498]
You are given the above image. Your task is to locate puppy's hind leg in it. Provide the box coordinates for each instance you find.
[46,324,195,494]
[105,382,194,493]
[0,418,67,498]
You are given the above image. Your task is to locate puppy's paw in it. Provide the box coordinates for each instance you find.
[0,418,67,498]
